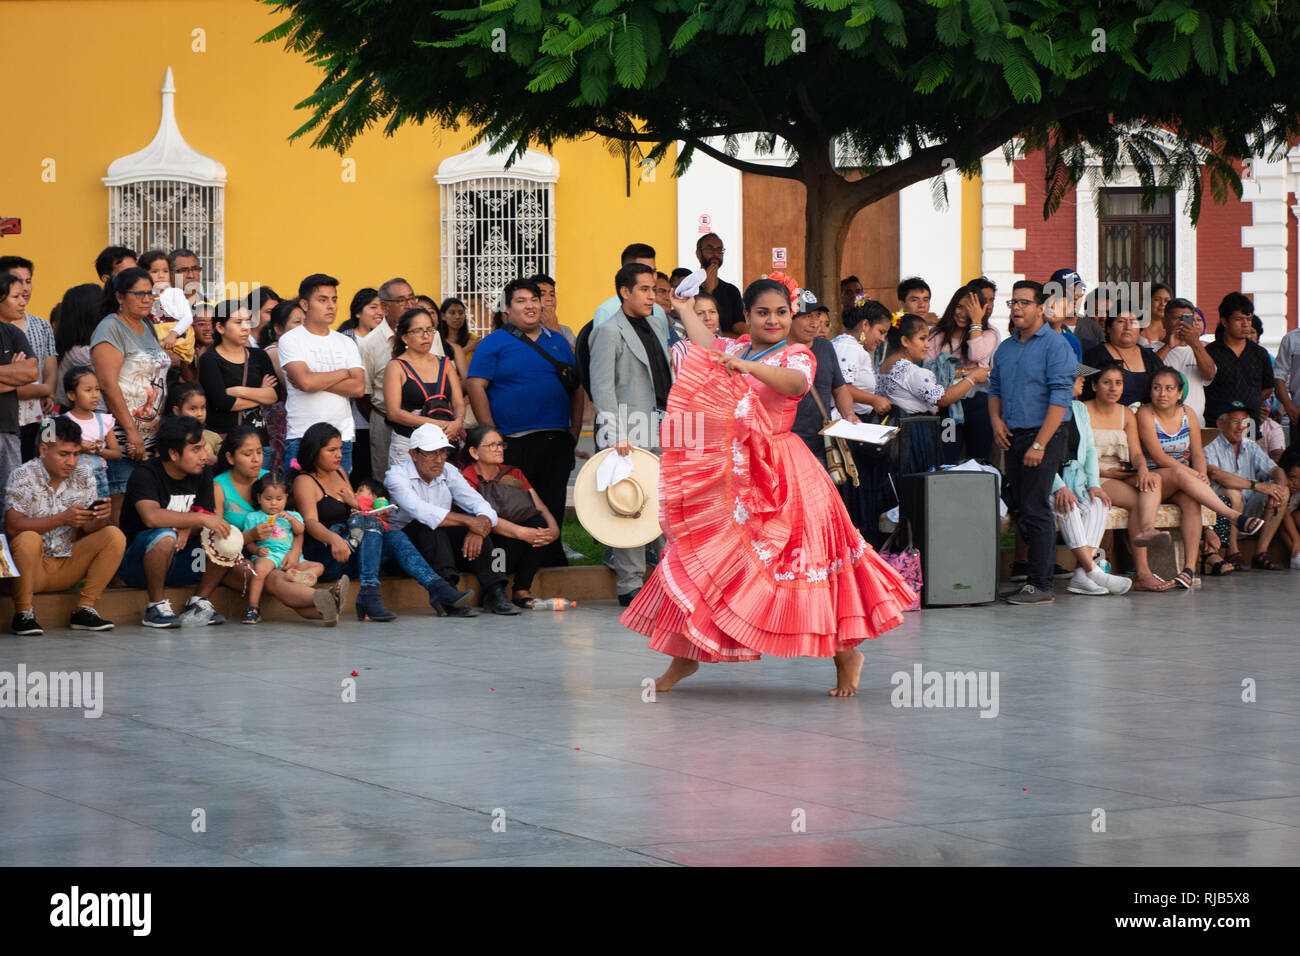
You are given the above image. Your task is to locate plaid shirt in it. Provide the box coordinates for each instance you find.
[4,457,98,557]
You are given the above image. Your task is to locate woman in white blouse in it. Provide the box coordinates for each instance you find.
[830,299,893,421]
[878,313,986,473]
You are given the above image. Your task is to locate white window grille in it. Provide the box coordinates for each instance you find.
[436,142,559,337]
[104,67,226,296]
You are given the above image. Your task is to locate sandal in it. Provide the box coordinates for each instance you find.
[1173,567,1195,590]
[1200,551,1233,576]
[1252,552,1282,570]
[1236,513,1265,535]
[511,592,535,609]
[1224,552,1251,572]
[1134,574,1176,592]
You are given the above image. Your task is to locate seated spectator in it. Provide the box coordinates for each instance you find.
[1051,366,1133,596]
[167,382,221,464]
[213,425,343,624]
[383,307,465,467]
[461,425,560,608]
[258,299,304,477]
[117,415,233,627]
[240,474,326,624]
[1260,399,1286,462]
[926,284,999,460]
[61,365,119,500]
[197,298,278,439]
[1083,362,1172,591]
[1084,310,1163,406]
[1150,297,1216,426]
[5,417,126,634]
[91,267,171,525]
[1204,403,1293,571]
[1277,445,1300,568]
[1137,368,1263,588]
[877,313,983,473]
[1204,292,1274,430]
[384,424,519,616]
[293,422,465,621]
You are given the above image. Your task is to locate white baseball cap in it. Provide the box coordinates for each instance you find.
[409,423,453,453]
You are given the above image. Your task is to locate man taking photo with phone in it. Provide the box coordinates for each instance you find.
[1152,297,1216,426]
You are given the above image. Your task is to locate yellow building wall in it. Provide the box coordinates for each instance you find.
[0,0,676,331]
[961,172,983,282]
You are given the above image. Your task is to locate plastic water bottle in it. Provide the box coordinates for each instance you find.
[531,598,576,610]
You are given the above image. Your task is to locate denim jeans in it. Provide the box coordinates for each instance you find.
[284,438,353,478]
[311,522,381,588]
[117,527,206,588]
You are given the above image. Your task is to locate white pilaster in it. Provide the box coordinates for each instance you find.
[1240,152,1288,348]
[980,147,1025,317]
[899,170,962,300]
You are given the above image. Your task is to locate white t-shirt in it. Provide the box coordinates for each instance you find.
[1160,345,1210,426]
[276,325,363,441]
[831,333,877,417]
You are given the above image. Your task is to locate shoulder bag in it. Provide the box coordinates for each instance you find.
[508,325,581,396]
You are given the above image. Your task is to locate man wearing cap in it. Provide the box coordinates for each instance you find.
[4,416,126,635]
[1048,269,1104,351]
[1204,402,1292,569]
[384,423,520,615]
[589,262,672,606]
[787,291,857,467]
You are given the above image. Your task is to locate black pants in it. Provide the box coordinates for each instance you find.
[1004,428,1067,591]
[503,429,573,567]
[402,519,507,591]
[490,513,549,592]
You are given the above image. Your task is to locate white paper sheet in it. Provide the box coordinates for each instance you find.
[820,419,899,445]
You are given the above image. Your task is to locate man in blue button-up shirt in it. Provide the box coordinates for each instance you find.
[989,280,1077,604]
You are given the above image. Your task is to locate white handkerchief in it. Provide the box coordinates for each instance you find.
[596,451,634,491]
[673,268,709,298]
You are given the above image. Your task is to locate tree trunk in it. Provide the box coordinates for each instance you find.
[802,160,859,336]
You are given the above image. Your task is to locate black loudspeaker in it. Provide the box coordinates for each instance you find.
[896,470,999,607]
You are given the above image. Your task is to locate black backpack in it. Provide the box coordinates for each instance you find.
[575,319,595,400]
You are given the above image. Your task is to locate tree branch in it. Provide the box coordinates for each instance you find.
[685,137,804,180]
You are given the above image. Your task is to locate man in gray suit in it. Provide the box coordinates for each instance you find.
[589,262,672,606]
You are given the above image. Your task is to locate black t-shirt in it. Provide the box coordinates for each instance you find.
[1204,339,1273,428]
[0,322,35,434]
[792,337,845,465]
[197,346,278,435]
[711,279,746,335]
[624,313,672,409]
[121,457,216,543]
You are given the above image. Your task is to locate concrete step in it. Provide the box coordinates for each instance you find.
[0,564,617,628]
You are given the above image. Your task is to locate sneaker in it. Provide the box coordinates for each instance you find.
[142,601,181,628]
[69,607,114,631]
[1291,555,1300,571]
[1006,584,1054,605]
[1067,571,1109,596]
[180,596,225,626]
[1009,561,1028,582]
[11,612,44,636]
[242,606,261,625]
[1089,568,1133,595]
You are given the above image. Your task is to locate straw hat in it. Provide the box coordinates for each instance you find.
[201,524,245,568]
[573,447,661,548]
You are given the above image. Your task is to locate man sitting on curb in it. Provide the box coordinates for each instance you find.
[5,417,126,634]
[117,415,233,627]
[1204,401,1293,570]
[385,423,520,616]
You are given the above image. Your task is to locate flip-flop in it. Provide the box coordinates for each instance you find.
[1236,513,1265,535]
[1134,575,1175,592]
[1131,529,1172,548]
[1173,567,1195,590]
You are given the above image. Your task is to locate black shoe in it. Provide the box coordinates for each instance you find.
[1053,564,1072,578]
[1009,562,1028,582]
[12,612,43,636]
[69,607,114,631]
[618,587,642,608]
[426,576,472,610]
[483,585,521,615]
[1006,584,1055,605]
[442,604,480,618]
[355,585,397,622]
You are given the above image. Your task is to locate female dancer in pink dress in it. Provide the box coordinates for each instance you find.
[621,278,916,697]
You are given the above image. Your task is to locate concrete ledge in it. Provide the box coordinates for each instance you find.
[0,564,617,628]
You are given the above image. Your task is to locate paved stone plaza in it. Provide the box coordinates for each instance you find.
[1,575,1298,866]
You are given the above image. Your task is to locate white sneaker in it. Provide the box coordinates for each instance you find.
[1067,570,1109,595]
[1291,555,1300,570]
[1090,567,1133,594]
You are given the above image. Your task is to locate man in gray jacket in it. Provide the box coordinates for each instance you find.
[589,262,672,605]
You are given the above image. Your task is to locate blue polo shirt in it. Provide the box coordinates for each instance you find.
[988,321,1076,430]
[467,325,575,436]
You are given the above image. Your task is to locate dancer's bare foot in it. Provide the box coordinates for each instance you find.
[655,657,699,692]
[829,648,864,697]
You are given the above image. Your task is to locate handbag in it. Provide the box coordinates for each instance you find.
[475,470,540,524]
[238,349,271,444]
[508,325,581,396]
[879,519,922,612]
[808,386,860,487]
